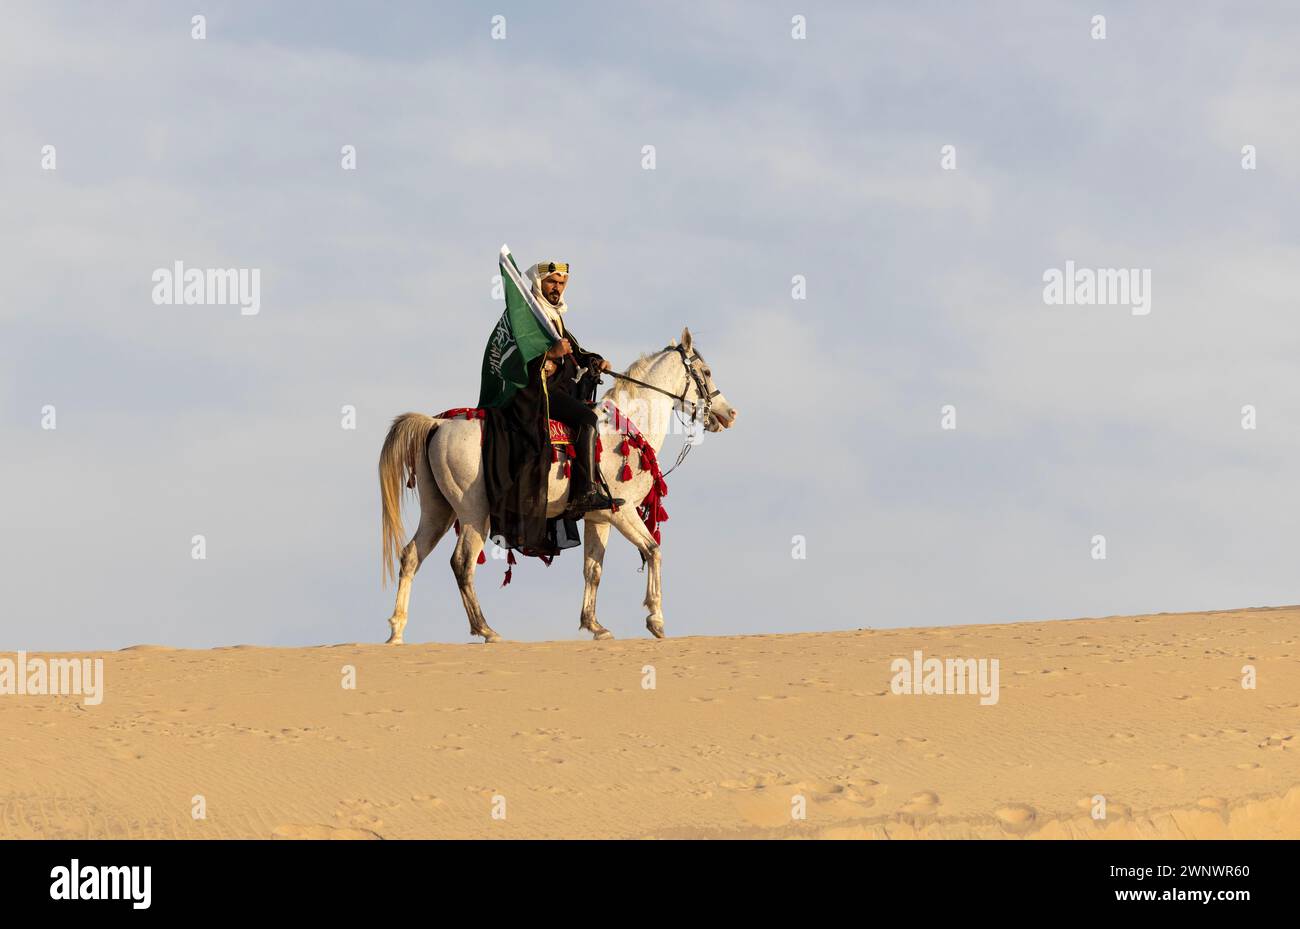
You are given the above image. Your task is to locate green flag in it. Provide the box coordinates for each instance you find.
[478,245,562,409]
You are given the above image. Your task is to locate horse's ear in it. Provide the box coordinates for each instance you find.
[680,327,693,352]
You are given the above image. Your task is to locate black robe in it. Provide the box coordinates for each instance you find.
[480,321,604,557]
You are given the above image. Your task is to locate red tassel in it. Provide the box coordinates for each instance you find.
[563,460,571,478]
[619,464,632,481]
[551,445,559,462]
[652,529,661,543]
[617,439,628,456]
[595,437,603,456]
[657,505,668,522]
[501,567,512,587]
[476,550,486,565]
[453,519,460,535]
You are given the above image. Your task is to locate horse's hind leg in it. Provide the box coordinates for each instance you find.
[386,466,455,645]
[450,515,501,643]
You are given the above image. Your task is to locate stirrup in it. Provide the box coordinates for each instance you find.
[565,489,625,514]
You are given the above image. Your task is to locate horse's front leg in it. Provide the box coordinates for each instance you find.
[609,509,664,639]
[580,518,613,640]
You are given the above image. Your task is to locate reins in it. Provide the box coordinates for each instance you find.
[599,344,719,477]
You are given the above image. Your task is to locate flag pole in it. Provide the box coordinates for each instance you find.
[500,244,561,342]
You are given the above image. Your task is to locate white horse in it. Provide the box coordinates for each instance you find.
[378,327,738,643]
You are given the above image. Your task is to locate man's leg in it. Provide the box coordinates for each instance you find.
[548,390,598,495]
[547,390,622,512]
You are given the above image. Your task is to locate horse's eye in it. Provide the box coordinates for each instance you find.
[704,369,711,377]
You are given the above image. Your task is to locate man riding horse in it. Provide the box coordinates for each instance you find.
[477,260,624,557]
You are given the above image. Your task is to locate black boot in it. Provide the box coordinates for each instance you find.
[565,424,624,514]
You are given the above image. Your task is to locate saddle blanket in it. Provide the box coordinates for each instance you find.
[435,399,636,450]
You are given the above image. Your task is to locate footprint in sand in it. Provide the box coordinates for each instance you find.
[272,824,381,840]
[411,794,445,811]
[527,751,567,765]
[724,775,883,827]
[1151,762,1182,772]
[719,772,780,791]
[1235,762,1262,770]
[995,804,1037,834]
[335,798,393,831]
[900,791,940,815]
[1257,732,1295,750]
[1109,732,1138,742]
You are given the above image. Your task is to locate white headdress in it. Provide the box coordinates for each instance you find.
[527,261,569,332]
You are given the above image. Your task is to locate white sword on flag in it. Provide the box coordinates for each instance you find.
[499,244,561,343]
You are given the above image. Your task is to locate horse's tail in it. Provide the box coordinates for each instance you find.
[379,413,442,587]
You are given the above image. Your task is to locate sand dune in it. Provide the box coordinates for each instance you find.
[2,607,1298,839]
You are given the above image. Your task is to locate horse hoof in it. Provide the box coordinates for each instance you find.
[480,630,502,643]
[646,618,665,639]
[386,634,404,645]
[592,628,614,641]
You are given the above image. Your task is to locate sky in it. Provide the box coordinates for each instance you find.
[3,1,1299,649]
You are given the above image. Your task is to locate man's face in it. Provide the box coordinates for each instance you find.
[540,274,567,306]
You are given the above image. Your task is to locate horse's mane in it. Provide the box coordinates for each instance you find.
[600,345,674,400]
[622,350,663,380]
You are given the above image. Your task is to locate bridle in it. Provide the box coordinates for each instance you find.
[599,344,720,476]
[603,344,718,418]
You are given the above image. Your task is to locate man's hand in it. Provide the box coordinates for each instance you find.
[596,358,612,372]
[546,338,572,360]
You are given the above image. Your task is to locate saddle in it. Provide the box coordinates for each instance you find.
[435,406,579,450]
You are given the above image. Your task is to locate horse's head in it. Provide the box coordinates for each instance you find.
[675,327,738,432]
